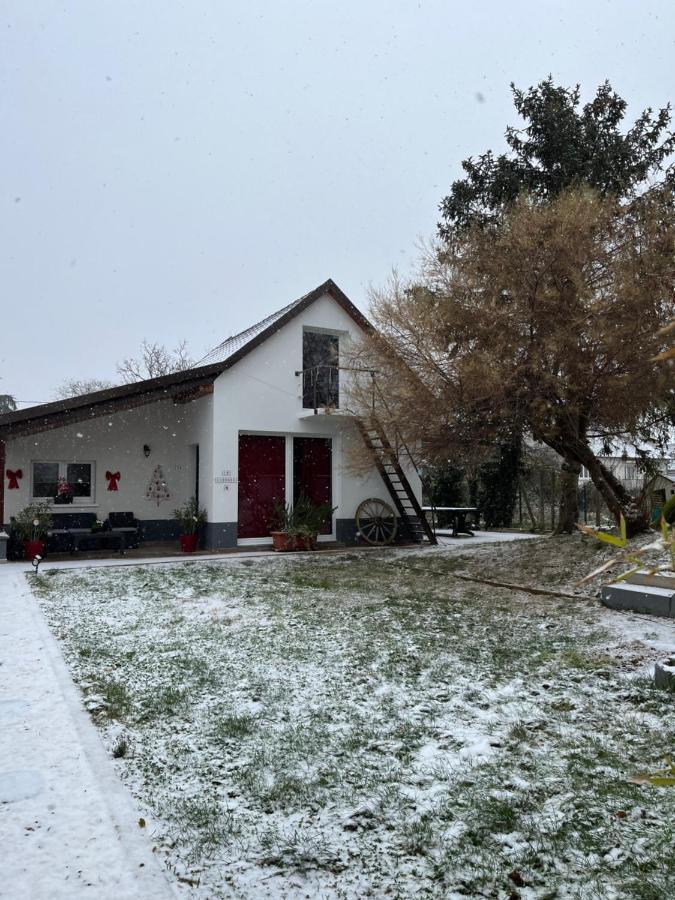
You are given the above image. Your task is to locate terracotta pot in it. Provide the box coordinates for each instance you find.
[24,539,45,561]
[271,531,292,551]
[179,533,199,553]
[270,532,318,552]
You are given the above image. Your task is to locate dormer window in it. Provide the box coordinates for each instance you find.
[302,331,339,409]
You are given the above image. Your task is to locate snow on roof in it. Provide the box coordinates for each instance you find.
[197,294,309,366]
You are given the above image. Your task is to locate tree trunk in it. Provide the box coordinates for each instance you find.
[548,434,648,536]
[554,457,581,534]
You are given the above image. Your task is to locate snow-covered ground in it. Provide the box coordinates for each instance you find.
[0,566,176,900]
[5,533,675,898]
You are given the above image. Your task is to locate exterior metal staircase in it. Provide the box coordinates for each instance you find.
[356,416,437,545]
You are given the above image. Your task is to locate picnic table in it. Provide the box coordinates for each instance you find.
[422,506,479,538]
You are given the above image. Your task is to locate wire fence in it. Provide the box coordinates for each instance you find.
[516,469,646,531]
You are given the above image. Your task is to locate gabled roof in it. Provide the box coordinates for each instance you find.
[199,279,370,366]
[198,298,304,366]
[0,279,371,439]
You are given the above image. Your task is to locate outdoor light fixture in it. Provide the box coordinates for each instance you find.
[143,444,151,457]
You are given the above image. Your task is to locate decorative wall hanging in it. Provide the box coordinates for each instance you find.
[145,465,170,506]
[54,476,74,504]
[106,470,121,491]
[6,469,22,490]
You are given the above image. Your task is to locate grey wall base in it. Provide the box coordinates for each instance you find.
[203,522,238,550]
[335,518,358,545]
[335,517,421,546]
[602,583,675,618]
[141,519,181,541]
[142,519,238,549]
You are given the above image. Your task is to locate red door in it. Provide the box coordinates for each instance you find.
[238,435,286,538]
[294,437,332,534]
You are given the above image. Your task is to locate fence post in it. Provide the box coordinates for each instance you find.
[583,483,588,523]
[519,477,537,531]
[539,470,546,532]
[551,470,556,530]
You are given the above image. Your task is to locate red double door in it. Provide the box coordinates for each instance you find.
[237,435,332,538]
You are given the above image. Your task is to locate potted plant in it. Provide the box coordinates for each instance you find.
[12,502,53,560]
[269,498,299,552]
[270,496,336,551]
[295,495,337,549]
[172,496,207,552]
[54,476,74,504]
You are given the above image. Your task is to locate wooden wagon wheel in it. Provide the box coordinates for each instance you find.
[355,498,398,545]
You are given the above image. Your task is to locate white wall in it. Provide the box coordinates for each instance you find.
[4,397,211,523]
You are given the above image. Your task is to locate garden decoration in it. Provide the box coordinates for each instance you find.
[355,498,397,545]
[106,470,121,491]
[172,496,207,552]
[6,468,22,489]
[54,476,74,504]
[146,465,170,505]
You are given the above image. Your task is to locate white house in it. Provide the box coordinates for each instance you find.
[579,443,675,495]
[0,280,431,550]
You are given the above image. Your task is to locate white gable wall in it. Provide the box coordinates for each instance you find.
[206,291,420,545]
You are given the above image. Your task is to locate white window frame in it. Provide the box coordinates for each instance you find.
[31,460,96,504]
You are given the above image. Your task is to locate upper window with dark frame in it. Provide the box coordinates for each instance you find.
[302,331,339,409]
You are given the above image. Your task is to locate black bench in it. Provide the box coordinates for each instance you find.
[46,511,141,555]
[46,512,98,554]
[106,512,141,549]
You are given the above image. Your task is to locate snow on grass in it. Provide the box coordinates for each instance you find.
[31,536,675,898]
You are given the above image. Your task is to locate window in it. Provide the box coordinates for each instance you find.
[32,461,94,502]
[302,331,339,408]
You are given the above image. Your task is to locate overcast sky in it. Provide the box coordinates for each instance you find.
[1,1,673,405]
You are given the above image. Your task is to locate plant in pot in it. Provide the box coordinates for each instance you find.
[269,498,300,552]
[172,496,207,552]
[54,476,74,504]
[12,502,53,560]
[270,496,336,551]
[295,495,337,549]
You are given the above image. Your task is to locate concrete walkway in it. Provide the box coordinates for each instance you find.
[0,566,176,900]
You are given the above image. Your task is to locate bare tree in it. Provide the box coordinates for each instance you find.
[53,378,116,399]
[116,340,194,384]
[0,394,17,414]
[52,339,195,399]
